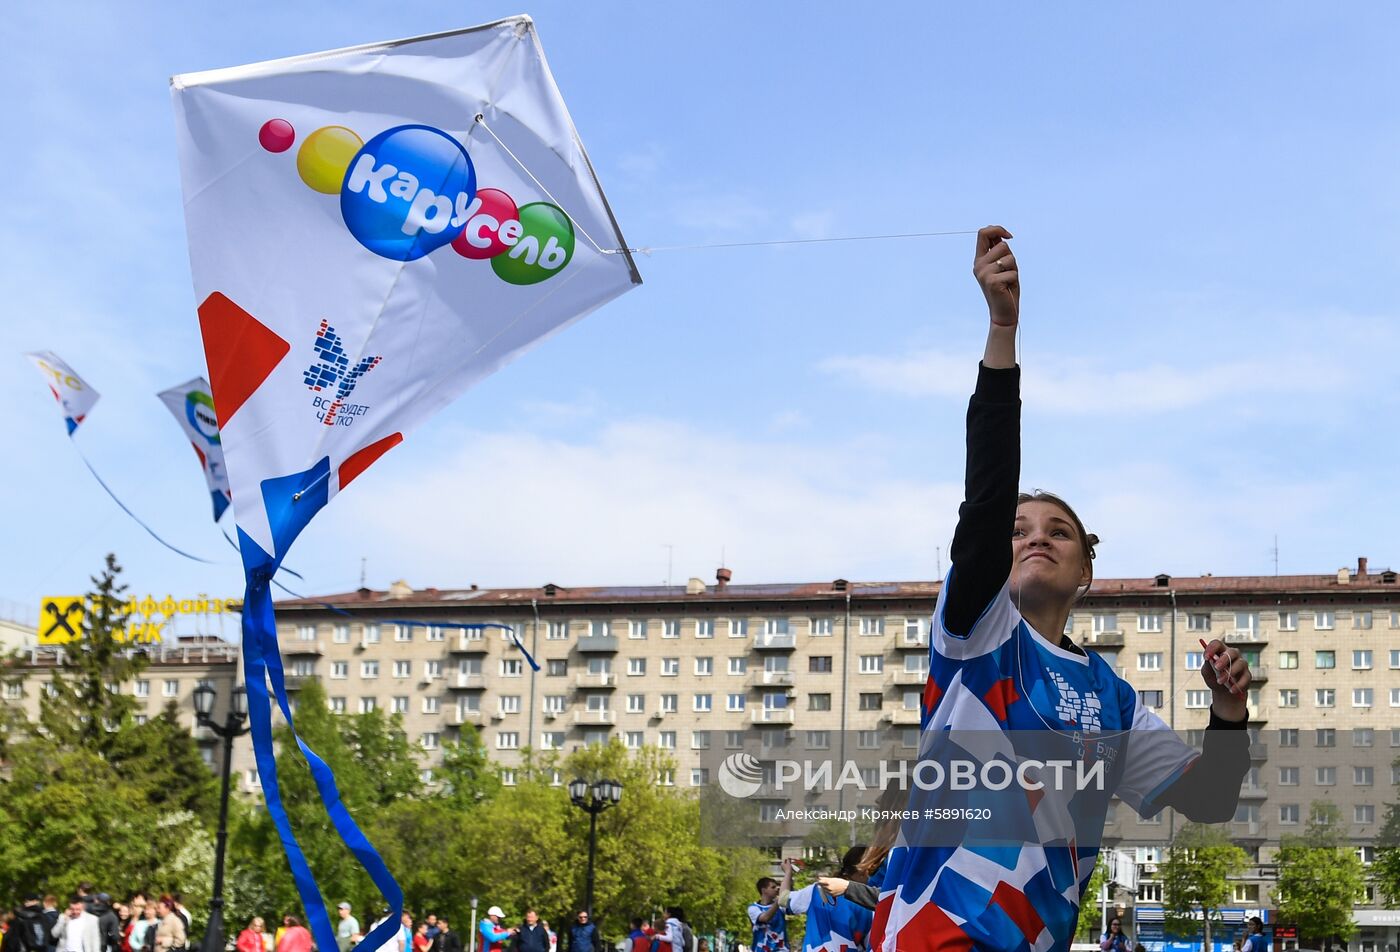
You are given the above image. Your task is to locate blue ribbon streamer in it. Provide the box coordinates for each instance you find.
[223,527,306,580]
[71,439,214,563]
[242,572,404,952]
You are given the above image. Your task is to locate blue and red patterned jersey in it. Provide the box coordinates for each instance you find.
[787,884,873,952]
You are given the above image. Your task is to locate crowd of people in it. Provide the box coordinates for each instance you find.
[1,887,195,952]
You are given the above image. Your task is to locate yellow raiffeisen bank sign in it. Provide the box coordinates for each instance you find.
[38,594,243,645]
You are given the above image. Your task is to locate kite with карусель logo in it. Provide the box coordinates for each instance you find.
[169,16,639,952]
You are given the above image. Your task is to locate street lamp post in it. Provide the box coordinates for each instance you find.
[568,778,623,919]
[193,682,250,952]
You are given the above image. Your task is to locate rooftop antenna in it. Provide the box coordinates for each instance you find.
[935,545,942,580]
[1272,536,1279,577]
[360,556,367,589]
[663,544,674,590]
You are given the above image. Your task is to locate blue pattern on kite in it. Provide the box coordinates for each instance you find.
[65,417,78,435]
[303,321,381,400]
[212,490,230,522]
[249,456,330,572]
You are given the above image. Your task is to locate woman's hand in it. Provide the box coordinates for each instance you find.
[1200,639,1252,721]
[817,877,848,896]
[973,225,1019,329]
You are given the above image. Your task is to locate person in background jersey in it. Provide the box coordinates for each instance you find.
[1099,916,1129,952]
[748,874,788,952]
[1239,917,1267,952]
[868,226,1253,952]
[782,849,873,952]
[480,909,514,952]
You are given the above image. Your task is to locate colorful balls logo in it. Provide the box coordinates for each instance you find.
[451,188,520,260]
[340,124,476,261]
[185,390,221,445]
[258,119,296,154]
[296,125,364,195]
[490,202,575,286]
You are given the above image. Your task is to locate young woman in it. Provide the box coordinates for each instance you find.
[1100,916,1129,952]
[237,919,266,952]
[866,227,1254,952]
[778,850,875,952]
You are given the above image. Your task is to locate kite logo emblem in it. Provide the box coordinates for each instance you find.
[261,119,576,284]
[302,320,381,427]
[185,390,221,445]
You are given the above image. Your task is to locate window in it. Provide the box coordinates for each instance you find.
[323,661,345,680]
[1315,650,1335,669]
[333,623,350,643]
[586,657,611,676]
[361,660,379,678]
[547,659,568,677]
[329,697,346,713]
[628,658,647,676]
[809,655,833,673]
[1279,728,1298,747]
[1392,687,1400,707]
[420,732,440,750]
[393,660,411,678]
[496,732,519,750]
[2,683,22,701]
[729,619,748,637]
[359,697,377,713]
[392,696,409,714]
[500,695,521,714]
[1137,613,1162,633]
[1278,650,1299,669]
[1231,884,1259,904]
[806,730,831,749]
[628,619,647,639]
[501,659,523,677]
[1359,845,1377,864]
[1357,804,1376,824]
[459,695,481,714]
[1391,649,1400,669]
[1316,688,1335,707]
[1316,766,1337,785]
[725,731,745,749]
[903,690,921,710]
[1278,689,1298,707]
[859,655,884,674]
[585,694,610,712]
[425,660,442,678]
[859,692,883,711]
[295,624,316,641]
[1093,614,1119,633]
[857,730,879,749]
[1315,610,1335,630]
[1139,690,1163,709]
[362,623,381,643]
[1354,649,1373,669]
[394,624,412,642]
[1185,690,1210,708]
[859,617,885,636]
[694,693,712,712]
[1138,652,1162,671]
[626,694,644,713]
[692,730,711,750]
[1355,766,1375,785]
[728,657,748,675]
[661,619,679,639]
[726,693,745,712]
[422,696,440,714]
[426,626,445,641]
[661,657,679,676]
[696,619,714,638]
[540,732,565,750]
[1138,884,1163,903]
[695,657,713,676]
[1235,612,1259,633]
[1316,728,1336,747]
[660,694,678,713]
[1278,610,1297,630]
[1063,614,1075,635]
[1280,803,1300,824]
[623,731,645,750]
[809,693,831,711]
[163,679,179,697]
[904,617,926,643]
[812,618,833,636]
[547,621,569,640]
[1184,651,1204,669]
[1354,688,1374,708]
[691,768,710,786]
[130,679,149,698]
[658,731,676,749]
[590,620,611,638]
[1187,613,1211,632]
[1278,766,1300,785]
[1355,610,1374,630]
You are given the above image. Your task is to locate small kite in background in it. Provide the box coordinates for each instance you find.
[158,377,233,522]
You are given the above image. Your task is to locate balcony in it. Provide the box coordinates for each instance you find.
[898,634,929,649]
[889,668,929,687]
[450,672,487,690]
[450,633,489,653]
[1246,703,1266,723]
[1230,819,1268,840]
[754,632,796,650]
[573,709,617,726]
[284,676,310,691]
[284,640,324,655]
[887,708,923,726]
[748,670,794,688]
[1084,632,1125,648]
[574,672,616,689]
[1238,784,1269,800]
[1248,742,1269,761]
[1224,629,1268,645]
[448,709,484,726]
[750,708,796,724]
[1247,664,1269,683]
[577,635,619,653]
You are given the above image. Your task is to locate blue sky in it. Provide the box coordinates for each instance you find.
[3,2,1398,624]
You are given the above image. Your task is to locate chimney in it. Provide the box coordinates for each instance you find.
[1358,557,1368,577]
[716,567,732,591]
[388,579,413,599]
[686,577,707,595]
[1338,567,1351,585]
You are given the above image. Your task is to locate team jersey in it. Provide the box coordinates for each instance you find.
[748,903,788,952]
[787,885,873,952]
[874,577,1200,952]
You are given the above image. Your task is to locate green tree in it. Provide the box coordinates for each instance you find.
[435,725,502,808]
[1374,758,1400,905]
[1160,822,1248,951]
[1276,801,1366,948]
[1074,856,1109,942]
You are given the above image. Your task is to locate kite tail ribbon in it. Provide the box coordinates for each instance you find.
[222,527,306,580]
[73,442,214,563]
[241,568,403,952]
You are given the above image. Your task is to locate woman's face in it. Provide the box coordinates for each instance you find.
[157,903,171,917]
[1011,501,1089,605]
[144,907,158,921]
[1109,919,1121,932]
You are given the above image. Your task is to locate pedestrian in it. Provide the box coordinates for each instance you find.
[337,904,361,952]
[1240,917,1267,952]
[413,923,431,952]
[432,920,461,952]
[152,898,185,952]
[480,908,515,952]
[52,897,102,952]
[275,918,311,952]
[399,913,415,952]
[626,920,649,952]
[127,907,157,952]
[564,913,596,952]
[784,851,872,952]
[747,877,787,952]
[166,901,189,943]
[871,226,1255,952]
[423,919,440,945]
[365,911,404,952]
[13,894,48,952]
[41,897,60,952]
[513,911,548,952]
[237,918,267,952]
[1100,917,1130,952]
[87,896,117,952]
